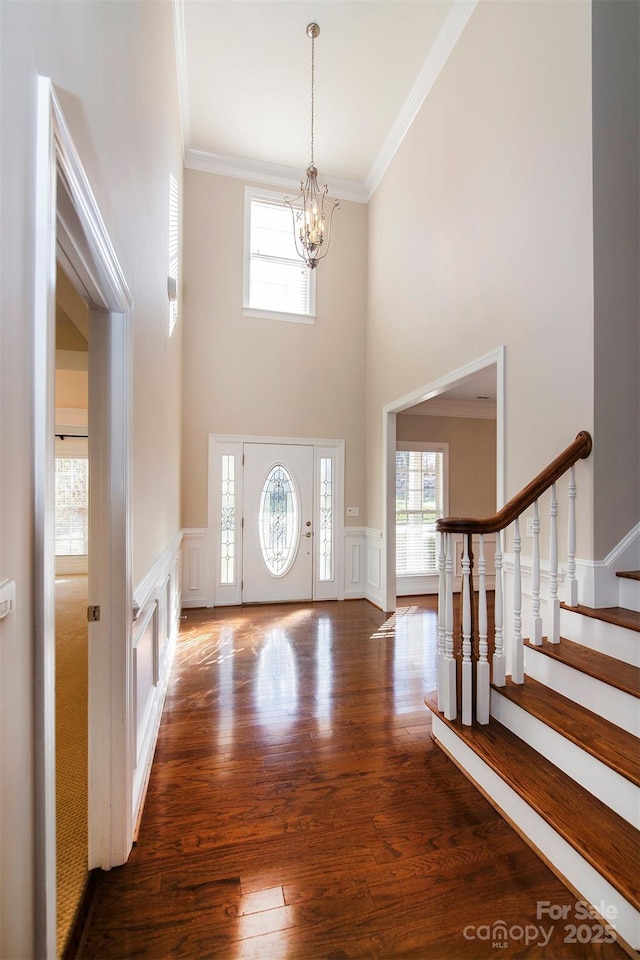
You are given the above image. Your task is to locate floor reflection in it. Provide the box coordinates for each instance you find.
[255,626,298,724]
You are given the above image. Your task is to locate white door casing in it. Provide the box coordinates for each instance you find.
[242,443,314,603]
[208,435,345,606]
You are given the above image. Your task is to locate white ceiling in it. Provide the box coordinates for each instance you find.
[176,0,476,200]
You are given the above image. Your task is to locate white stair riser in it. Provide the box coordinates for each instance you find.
[431,713,640,951]
[524,647,639,737]
[491,690,639,827]
[618,578,640,614]
[559,609,639,666]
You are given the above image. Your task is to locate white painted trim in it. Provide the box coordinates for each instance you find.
[207,435,345,606]
[571,522,640,608]
[177,2,477,207]
[181,528,213,608]
[382,347,506,615]
[133,530,184,614]
[365,0,478,198]
[186,148,368,204]
[172,0,190,160]
[34,76,134,955]
[431,713,640,951]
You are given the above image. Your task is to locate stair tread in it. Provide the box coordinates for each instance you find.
[560,602,640,633]
[617,570,640,582]
[425,692,640,910]
[525,636,640,698]
[494,676,640,786]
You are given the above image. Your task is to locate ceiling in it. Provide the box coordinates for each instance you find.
[176,0,476,200]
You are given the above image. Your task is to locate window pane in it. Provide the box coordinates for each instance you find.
[55,456,89,556]
[396,449,443,575]
[220,454,236,585]
[249,197,311,315]
[319,457,333,581]
[259,464,299,577]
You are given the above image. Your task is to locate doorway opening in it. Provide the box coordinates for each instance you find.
[382,348,505,612]
[34,77,133,958]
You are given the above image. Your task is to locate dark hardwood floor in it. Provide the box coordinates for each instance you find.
[80,598,626,959]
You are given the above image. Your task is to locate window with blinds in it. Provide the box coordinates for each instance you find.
[243,188,316,323]
[396,446,447,575]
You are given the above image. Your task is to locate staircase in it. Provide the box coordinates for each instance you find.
[426,577,640,954]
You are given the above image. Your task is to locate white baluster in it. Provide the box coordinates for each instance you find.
[443,533,456,720]
[461,534,472,725]
[492,530,505,686]
[437,532,446,711]
[549,482,560,643]
[512,517,523,683]
[566,466,578,607]
[531,500,543,645]
[476,534,489,724]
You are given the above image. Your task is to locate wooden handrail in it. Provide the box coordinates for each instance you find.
[437,431,592,535]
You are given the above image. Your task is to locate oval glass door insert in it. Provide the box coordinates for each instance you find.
[259,464,300,576]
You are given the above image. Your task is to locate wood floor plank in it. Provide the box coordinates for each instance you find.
[80,598,627,959]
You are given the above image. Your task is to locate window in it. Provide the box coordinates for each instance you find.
[168,174,179,335]
[243,187,316,324]
[396,444,447,576]
[55,454,89,556]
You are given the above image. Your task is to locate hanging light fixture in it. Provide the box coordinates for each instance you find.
[285,23,339,270]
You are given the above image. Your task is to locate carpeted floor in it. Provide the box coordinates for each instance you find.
[55,574,89,958]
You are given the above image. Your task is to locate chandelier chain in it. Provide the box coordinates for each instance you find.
[310,31,315,164]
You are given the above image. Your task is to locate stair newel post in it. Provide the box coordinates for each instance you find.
[566,466,578,607]
[443,533,456,720]
[549,482,560,643]
[461,533,473,724]
[531,500,543,645]
[512,517,524,683]
[437,531,446,712]
[476,533,490,724]
[493,529,505,686]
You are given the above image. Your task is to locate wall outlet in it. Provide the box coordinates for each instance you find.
[526,517,534,538]
[346,506,359,517]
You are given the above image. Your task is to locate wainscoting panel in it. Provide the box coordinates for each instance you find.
[343,528,366,600]
[181,528,212,608]
[131,533,183,829]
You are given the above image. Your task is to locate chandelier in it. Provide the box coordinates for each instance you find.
[285,23,339,270]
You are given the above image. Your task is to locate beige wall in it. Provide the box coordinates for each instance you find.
[366,1,595,558]
[181,169,367,527]
[0,2,182,955]
[397,415,496,519]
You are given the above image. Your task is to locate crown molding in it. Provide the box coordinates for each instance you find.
[364,0,478,198]
[174,0,477,205]
[184,148,369,204]
[172,0,190,160]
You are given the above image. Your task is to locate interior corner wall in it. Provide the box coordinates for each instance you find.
[365,0,595,560]
[592,0,640,558]
[0,2,183,955]
[180,169,367,529]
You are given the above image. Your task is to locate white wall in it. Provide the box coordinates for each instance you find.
[0,2,182,955]
[366,1,595,561]
[181,169,367,529]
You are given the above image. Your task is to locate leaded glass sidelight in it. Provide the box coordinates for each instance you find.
[259,464,299,576]
[319,457,333,581]
[220,454,236,584]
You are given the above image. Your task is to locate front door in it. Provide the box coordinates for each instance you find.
[242,443,315,603]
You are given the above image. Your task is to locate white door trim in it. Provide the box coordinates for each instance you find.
[207,434,345,606]
[34,76,133,958]
[381,347,506,613]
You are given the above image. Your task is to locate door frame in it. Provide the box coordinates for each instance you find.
[34,77,133,957]
[208,434,345,606]
[381,347,506,613]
